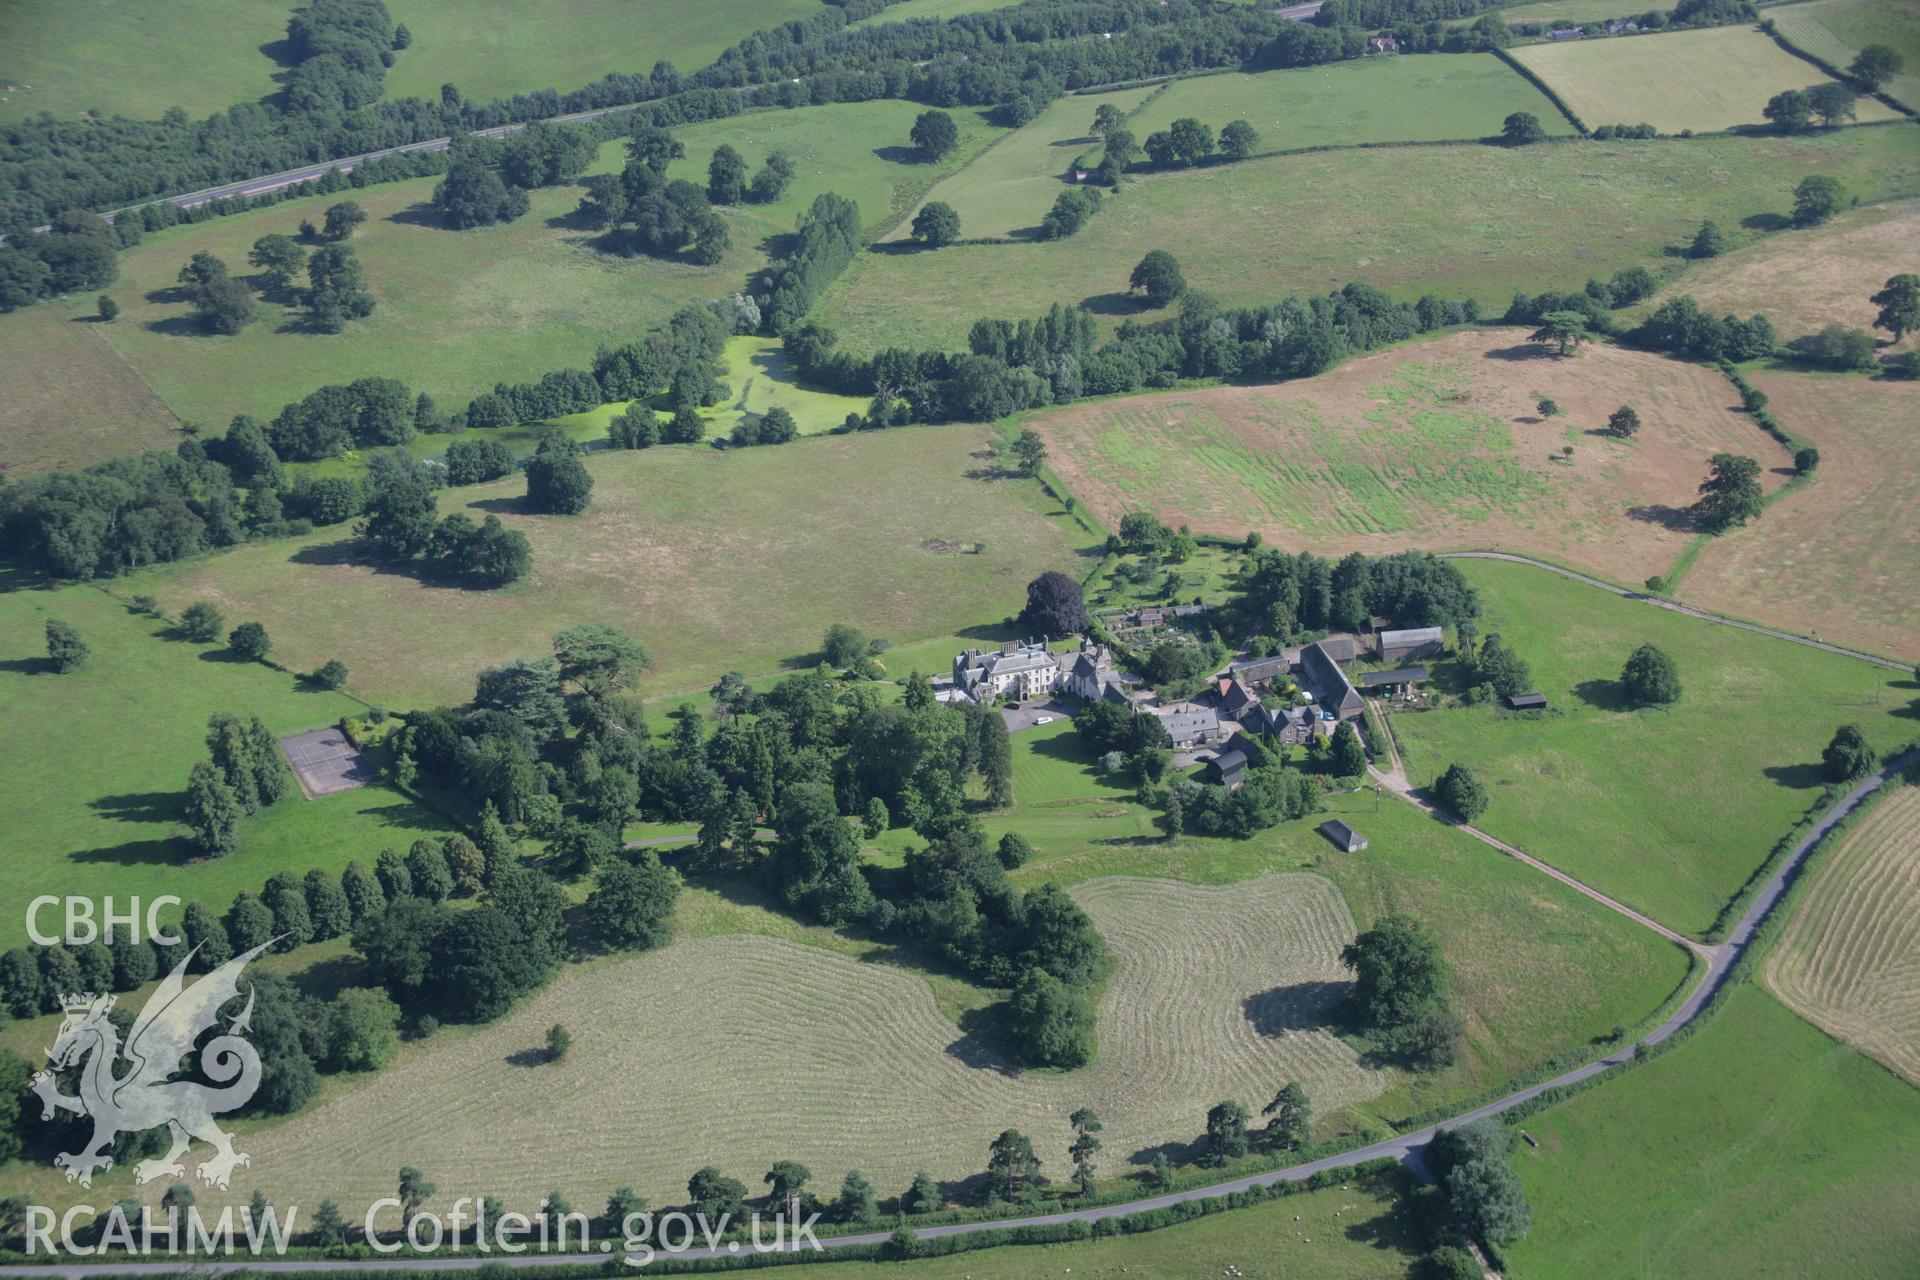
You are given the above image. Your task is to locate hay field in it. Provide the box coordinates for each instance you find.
[120,426,1098,709]
[1509,26,1904,132]
[220,876,1386,1216]
[1677,370,1920,661]
[815,126,1920,354]
[1032,330,1792,584]
[0,303,179,475]
[1771,0,1920,111]
[1504,984,1920,1279]
[1638,199,1920,349]
[1767,786,1920,1085]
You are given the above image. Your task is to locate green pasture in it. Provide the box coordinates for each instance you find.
[1389,557,1919,938]
[1124,54,1575,149]
[0,302,180,476]
[0,583,451,948]
[0,0,292,124]
[852,0,1024,26]
[380,0,822,105]
[814,125,1920,353]
[1770,0,1920,111]
[1504,984,1920,1279]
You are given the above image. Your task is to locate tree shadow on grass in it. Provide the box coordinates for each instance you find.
[1625,503,1699,532]
[88,791,181,825]
[1763,761,1827,791]
[872,145,928,166]
[282,951,368,1002]
[1126,1137,1199,1169]
[1741,211,1792,233]
[67,836,188,867]
[0,655,53,675]
[1571,677,1631,711]
[385,203,445,229]
[1241,980,1350,1037]
[945,1007,1020,1078]
[1079,290,1149,318]
[505,1046,555,1069]
[1482,342,1558,362]
[467,495,529,515]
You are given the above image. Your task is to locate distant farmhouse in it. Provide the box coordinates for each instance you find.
[1378,626,1444,665]
[1156,703,1229,749]
[1210,638,1367,746]
[951,637,1131,706]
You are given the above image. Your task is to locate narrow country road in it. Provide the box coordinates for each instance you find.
[1441,551,1910,671]
[15,753,1908,1276]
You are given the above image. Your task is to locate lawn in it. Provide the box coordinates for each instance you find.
[814,126,1920,353]
[1503,984,1920,1279]
[1677,368,1920,663]
[0,301,180,476]
[989,736,1695,1127]
[1766,782,1920,1084]
[118,425,1102,710]
[1031,330,1794,587]
[852,0,1025,25]
[1123,54,1575,147]
[1770,0,1920,111]
[1389,557,1919,937]
[1510,25,1905,132]
[0,582,452,947]
[0,0,292,123]
[380,0,823,105]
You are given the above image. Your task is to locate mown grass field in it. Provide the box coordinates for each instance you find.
[1123,54,1575,147]
[1677,369,1920,662]
[815,126,1920,353]
[1766,783,1920,1084]
[1503,984,1920,1279]
[1032,331,1792,586]
[0,302,180,475]
[216,874,1385,1213]
[0,582,450,947]
[1630,198,1920,350]
[1770,0,1920,111]
[380,0,822,105]
[852,0,1024,25]
[0,0,292,123]
[1390,558,1919,938]
[1510,25,1904,132]
[985,734,1694,1126]
[120,425,1099,709]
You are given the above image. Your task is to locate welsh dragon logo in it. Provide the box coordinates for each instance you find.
[31,940,274,1190]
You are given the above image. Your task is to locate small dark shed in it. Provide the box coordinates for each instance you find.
[1318,819,1369,852]
[1507,692,1548,710]
[1205,748,1248,788]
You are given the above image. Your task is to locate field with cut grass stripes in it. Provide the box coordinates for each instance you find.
[1768,784,1920,1085]
[1770,0,1920,111]
[209,876,1384,1216]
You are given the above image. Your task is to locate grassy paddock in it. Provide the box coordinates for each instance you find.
[1503,984,1920,1279]
[1509,25,1905,132]
[0,302,180,476]
[0,583,450,947]
[1390,557,1918,937]
[815,127,1920,353]
[119,425,1100,709]
[1769,0,1920,111]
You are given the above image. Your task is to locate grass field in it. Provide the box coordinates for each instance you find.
[853,0,1024,24]
[815,126,1920,353]
[985,738,1695,1126]
[1031,330,1793,586]
[1123,54,1575,147]
[1766,784,1920,1084]
[212,874,1386,1214]
[1676,369,1920,662]
[0,582,451,947]
[380,0,822,105]
[0,303,181,475]
[119,425,1099,709]
[0,0,292,123]
[1770,0,1920,111]
[1389,557,1918,937]
[1502,984,1920,1279]
[1632,198,1920,350]
[883,86,1157,241]
[1510,25,1904,132]
[0,100,992,455]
